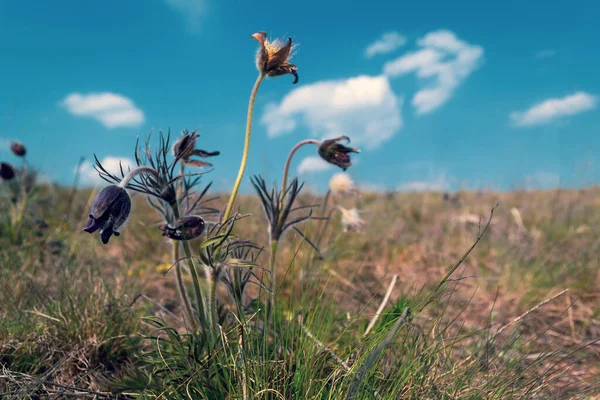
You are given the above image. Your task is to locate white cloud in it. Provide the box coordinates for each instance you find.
[261,75,403,150]
[164,0,205,33]
[525,172,560,189]
[364,32,407,58]
[61,92,144,129]
[397,180,449,192]
[510,92,597,127]
[297,156,332,175]
[383,29,483,114]
[61,92,145,129]
[77,156,134,186]
[535,49,557,59]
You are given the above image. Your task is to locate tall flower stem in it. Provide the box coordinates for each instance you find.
[118,166,160,188]
[267,238,279,320]
[172,240,199,332]
[173,164,211,339]
[222,73,264,222]
[280,139,320,205]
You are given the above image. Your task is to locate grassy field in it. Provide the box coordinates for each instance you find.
[1,162,599,399]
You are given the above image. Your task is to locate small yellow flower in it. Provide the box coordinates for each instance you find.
[252,31,299,84]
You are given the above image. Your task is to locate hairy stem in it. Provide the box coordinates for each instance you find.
[278,139,320,217]
[172,241,199,332]
[222,73,264,222]
[267,238,279,321]
[118,166,160,188]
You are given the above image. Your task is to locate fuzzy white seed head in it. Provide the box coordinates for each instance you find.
[329,173,358,196]
[339,207,365,233]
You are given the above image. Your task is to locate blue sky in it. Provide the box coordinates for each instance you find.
[1,0,599,193]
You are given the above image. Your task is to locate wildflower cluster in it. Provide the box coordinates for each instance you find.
[81,31,364,344]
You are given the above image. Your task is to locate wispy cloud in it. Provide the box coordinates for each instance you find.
[383,30,483,115]
[510,92,597,127]
[61,92,145,129]
[164,0,205,34]
[77,156,134,186]
[364,32,407,58]
[396,180,449,192]
[297,156,333,175]
[261,75,402,150]
[525,172,560,189]
[535,49,557,59]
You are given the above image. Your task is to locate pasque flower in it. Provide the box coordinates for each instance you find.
[0,162,15,180]
[252,31,298,84]
[173,130,220,168]
[10,141,26,157]
[159,216,206,241]
[318,136,360,171]
[83,185,131,244]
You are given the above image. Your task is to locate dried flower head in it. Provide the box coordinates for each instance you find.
[338,207,365,233]
[318,136,360,171]
[173,130,220,168]
[329,172,358,196]
[159,216,205,241]
[0,162,15,180]
[83,185,131,244]
[10,141,26,157]
[252,31,299,84]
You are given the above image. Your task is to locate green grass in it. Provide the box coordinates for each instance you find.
[1,182,600,399]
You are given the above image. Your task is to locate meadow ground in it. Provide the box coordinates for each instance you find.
[1,182,600,399]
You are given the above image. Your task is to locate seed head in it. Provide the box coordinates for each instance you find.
[252,31,299,84]
[0,162,15,180]
[338,207,365,233]
[318,136,360,171]
[159,216,205,241]
[83,185,131,244]
[10,141,26,157]
[329,172,358,196]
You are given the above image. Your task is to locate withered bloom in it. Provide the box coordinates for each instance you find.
[10,141,26,157]
[317,136,360,171]
[252,31,298,84]
[0,162,15,180]
[173,130,220,168]
[83,185,131,244]
[159,216,205,241]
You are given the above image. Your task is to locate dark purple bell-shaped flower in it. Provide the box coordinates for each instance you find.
[159,216,205,241]
[1,162,15,180]
[10,141,26,157]
[83,185,131,244]
[317,136,360,171]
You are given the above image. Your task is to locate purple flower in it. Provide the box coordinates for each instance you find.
[83,185,131,244]
[10,142,26,157]
[317,136,360,171]
[0,162,15,180]
[173,130,220,168]
[159,216,205,241]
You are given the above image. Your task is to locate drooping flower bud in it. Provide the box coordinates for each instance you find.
[159,216,205,241]
[0,162,15,180]
[317,136,360,171]
[10,141,26,157]
[173,130,220,168]
[83,185,131,244]
[252,31,299,84]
